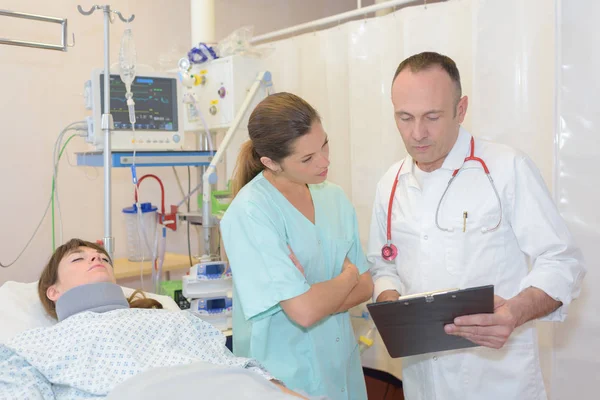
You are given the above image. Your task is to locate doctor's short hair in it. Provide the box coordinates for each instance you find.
[392,51,462,101]
[232,92,321,196]
[38,238,162,319]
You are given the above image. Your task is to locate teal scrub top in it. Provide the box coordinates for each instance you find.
[220,172,368,400]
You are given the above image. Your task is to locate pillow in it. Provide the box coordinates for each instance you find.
[0,281,180,344]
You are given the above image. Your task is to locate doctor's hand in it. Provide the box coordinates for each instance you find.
[376,290,401,303]
[444,295,519,349]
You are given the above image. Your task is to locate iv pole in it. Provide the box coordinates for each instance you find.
[77,5,135,259]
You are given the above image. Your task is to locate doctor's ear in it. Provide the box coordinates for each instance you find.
[260,156,282,173]
[456,95,469,123]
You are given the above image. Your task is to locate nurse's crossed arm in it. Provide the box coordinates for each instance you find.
[286,249,373,325]
[334,259,374,314]
[281,251,360,327]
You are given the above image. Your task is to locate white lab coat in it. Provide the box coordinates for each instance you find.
[367,128,585,400]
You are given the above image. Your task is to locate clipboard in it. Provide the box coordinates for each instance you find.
[366,285,494,358]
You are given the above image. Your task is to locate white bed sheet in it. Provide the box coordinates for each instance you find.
[106,361,314,400]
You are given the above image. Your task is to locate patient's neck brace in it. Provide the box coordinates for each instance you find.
[56,282,129,322]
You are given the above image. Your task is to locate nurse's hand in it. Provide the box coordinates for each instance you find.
[444,295,518,349]
[288,246,305,276]
[342,258,360,284]
[272,381,308,399]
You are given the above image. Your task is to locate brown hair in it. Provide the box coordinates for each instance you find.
[126,289,163,310]
[231,92,321,196]
[38,238,162,319]
[392,51,462,109]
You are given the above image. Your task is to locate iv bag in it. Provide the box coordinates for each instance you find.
[119,28,136,89]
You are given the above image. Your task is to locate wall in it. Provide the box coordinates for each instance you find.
[0,0,196,287]
[0,0,412,286]
[213,1,448,42]
[0,0,398,286]
[214,0,375,40]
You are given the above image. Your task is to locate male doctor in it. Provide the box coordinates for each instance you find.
[367,52,585,400]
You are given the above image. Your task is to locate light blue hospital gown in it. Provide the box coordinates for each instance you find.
[0,309,272,399]
[220,172,369,400]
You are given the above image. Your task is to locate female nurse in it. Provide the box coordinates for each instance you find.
[220,92,373,400]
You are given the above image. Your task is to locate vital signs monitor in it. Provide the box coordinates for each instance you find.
[85,69,185,150]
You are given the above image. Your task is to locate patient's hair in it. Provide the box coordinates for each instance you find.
[231,92,321,196]
[126,289,163,311]
[38,238,163,319]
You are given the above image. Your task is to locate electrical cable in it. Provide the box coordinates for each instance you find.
[1,122,83,267]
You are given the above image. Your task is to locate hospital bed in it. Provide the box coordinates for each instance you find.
[0,280,306,399]
[0,280,181,344]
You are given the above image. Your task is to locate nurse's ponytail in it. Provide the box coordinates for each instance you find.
[231,92,321,197]
[232,140,263,196]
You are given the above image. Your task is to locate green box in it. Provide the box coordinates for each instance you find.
[159,280,183,299]
[197,180,233,217]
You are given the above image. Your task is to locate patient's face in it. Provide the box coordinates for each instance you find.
[47,246,116,302]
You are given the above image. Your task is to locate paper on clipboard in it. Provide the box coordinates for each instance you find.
[397,288,460,302]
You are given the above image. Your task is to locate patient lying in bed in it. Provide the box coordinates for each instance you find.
[0,239,308,399]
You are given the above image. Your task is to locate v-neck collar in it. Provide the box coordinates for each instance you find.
[260,172,318,227]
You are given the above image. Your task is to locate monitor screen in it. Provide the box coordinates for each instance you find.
[100,74,179,131]
[205,263,225,275]
[207,298,226,309]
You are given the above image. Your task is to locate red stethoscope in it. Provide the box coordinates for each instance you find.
[381,137,502,261]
